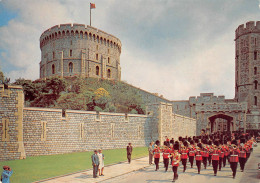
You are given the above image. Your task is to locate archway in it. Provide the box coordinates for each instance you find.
[208,113,234,133]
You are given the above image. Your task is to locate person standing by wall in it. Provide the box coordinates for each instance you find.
[91,150,100,178]
[127,143,133,164]
[98,149,105,176]
[148,142,154,165]
[1,166,13,183]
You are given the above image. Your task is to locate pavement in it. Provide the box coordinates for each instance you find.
[37,145,260,183]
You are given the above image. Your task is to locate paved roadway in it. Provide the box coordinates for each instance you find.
[38,145,260,183]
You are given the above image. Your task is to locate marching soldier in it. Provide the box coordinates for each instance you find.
[163,145,171,171]
[211,141,221,176]
[195,143,203,174]
[180,141,189,172]
[171,143,181,182]
[223,140,229,167]
[188,140,195,168]
[230,140,240,179]
[202,144,209,169]
[238,146,247,172]
[153,145,161,171]
[208,140,213,166]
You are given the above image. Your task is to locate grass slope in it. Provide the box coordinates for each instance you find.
[0,147,148,183]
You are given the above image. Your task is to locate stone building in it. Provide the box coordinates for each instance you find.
[172,21,260,135]
[39,23,122,80]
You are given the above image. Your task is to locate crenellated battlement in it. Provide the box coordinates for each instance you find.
[40,23,122,50]
[235,21,260,40]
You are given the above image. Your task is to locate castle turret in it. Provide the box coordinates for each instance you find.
[235,21,260,112]
[39,23,122,80]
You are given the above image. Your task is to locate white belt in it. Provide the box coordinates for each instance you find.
[196,155,202,156]
[182,153,187,154]
[230,155,238,156]
[213,154,219,156]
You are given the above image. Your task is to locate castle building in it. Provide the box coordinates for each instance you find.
[39,23,122,80]
[172,21,260,135]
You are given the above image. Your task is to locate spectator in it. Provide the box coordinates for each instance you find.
[98,149,105,176]
[91,150,99,178]
[1,165,13,183]
[127,143,133,163]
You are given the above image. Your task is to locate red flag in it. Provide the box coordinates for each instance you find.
[90,3,96,9]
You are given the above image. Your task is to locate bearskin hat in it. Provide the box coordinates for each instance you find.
[231,139,237,145]
[197,143,202,149]
[194,138,199,143]
[240,138,245,144]
[214,140,219,146]
[178,136,183,142]
[188,137,192,142]
[155,140,160,146]
[208,140,212,145]
[190,140,194,145]
[223,140,227,145]
[183,141,188,147]
[174,143,179,150]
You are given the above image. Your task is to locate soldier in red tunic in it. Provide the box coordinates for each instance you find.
[230,140,240,179]
[171,143,181,182]
[163,145,171,172]
[223,140,229,167]
[188,140,195,168]
[218,142,224,171]
[153,145,161,171]
[208,140,213,166]
[180,141,189,172]
[211,141,221,176]
[195,143,203,174]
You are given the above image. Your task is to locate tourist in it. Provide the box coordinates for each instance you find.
[1,165,13,183]
[148,142,154,165]
[98,149,105,176]
[91,150,100,178]
[126,143,133,163]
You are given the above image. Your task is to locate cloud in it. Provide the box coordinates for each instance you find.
[0,0,260,101]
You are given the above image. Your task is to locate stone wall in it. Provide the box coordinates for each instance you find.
[0,85,196,161]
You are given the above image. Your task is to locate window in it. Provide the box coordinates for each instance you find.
[96,66,99,75]
[254,51,257,60]
[70,50,72,57]
[70,40,72,45]
[254,96,257,106]
[69,62,73,73]
[107,69,111,78]
[254,80,258,90]
[96,45,98,51]
[108,57,110,64]
[254,67,257,75]
[108,49,110,54]
[52,64,55,74]
[96,54,98,60]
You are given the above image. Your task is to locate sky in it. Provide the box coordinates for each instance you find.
[0,0,260,101]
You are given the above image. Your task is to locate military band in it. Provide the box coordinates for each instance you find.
[151,131,257,182]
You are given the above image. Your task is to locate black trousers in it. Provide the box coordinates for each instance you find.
[212,160,219,175]
[189,156,194,168]
[218,157,223,170]
[181,159,187,172]
[172,166,179,181]
[93,164,99,178]
[246,153,250,162]
[230,162,238,178]
[239,157,246,171]
[202,157,207,169]
[223,156,228,167]
[164,158,169,171]
[127,153,132,163]
[196,160,201,173]
[154,158,160,170]
[208,155,212,166]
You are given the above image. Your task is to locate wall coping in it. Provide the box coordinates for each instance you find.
[24,107,62,112]
[0,85,23,89]
[173,113,196,120]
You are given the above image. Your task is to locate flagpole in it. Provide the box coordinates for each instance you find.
[90,3,91,26]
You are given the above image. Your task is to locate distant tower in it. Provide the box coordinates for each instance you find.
[39,23,122,80]
[235,21,260,113]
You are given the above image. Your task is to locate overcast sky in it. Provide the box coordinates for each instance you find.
[0,0,260,100]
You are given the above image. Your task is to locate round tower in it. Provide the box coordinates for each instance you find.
[39,23,122,80]
[235,21,260,112]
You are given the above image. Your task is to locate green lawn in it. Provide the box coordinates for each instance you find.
[0,147,148,183]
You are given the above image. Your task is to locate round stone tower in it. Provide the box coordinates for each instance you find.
[39,23,122,80]
[235,21,260,112]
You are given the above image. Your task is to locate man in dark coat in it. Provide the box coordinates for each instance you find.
[127,143,133,163]
[91,150,100,178]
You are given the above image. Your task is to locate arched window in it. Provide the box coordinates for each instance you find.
[254,67,257,75]
[254,96,257,106]
[254,51,257,60]
[108,57,110,64]
[107,69,111,78]
[52,64,55,74]
[254,80,258,90]
[96,66,99,75]
[69,62,73,73]
[96,54,98,60]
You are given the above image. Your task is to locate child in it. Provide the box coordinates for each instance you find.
[1,166,13,183]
